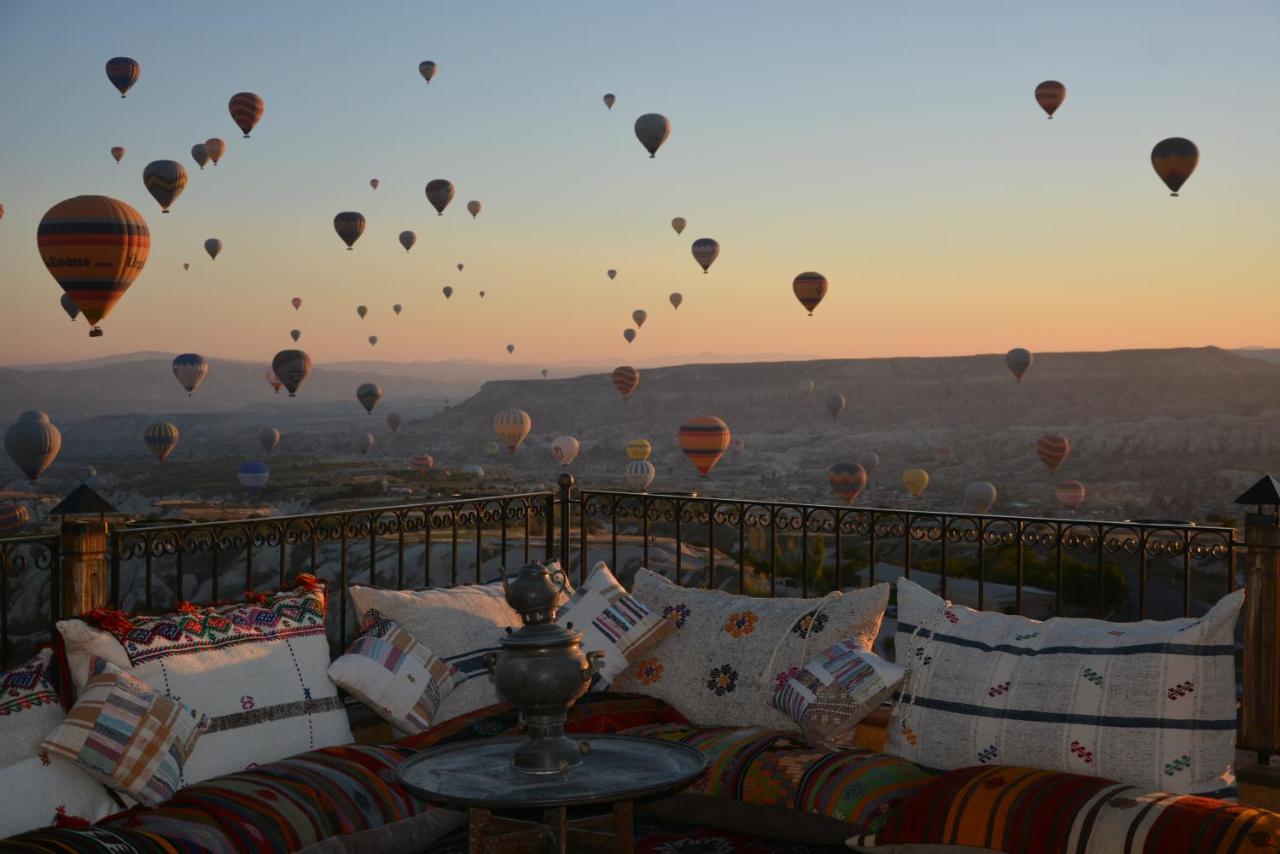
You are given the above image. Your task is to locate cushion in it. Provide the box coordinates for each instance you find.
[613,568,889,729]
[327,609,459,734]
[554,562,673,689]
[888,577,1244,797]
[774,640,904,747]
[41,658,207,807]
[57,574,353,785]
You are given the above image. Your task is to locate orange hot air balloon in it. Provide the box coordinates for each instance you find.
[611,365,639,399]
[266,369,283,394]
[828,463,868,505]
[110,146,126,164]
[679,416,730,477]
[229,92,264,138]
[37,195,149,337]
[494,408,532,453]
[1151,137,1198,196]
[1056,480,1086,509]
[1035,434,1070,473]
[1034,80,1066,118]
[204,137,226,165]
[792,272,828,315]
[902,468,929,497]
[334,211,366,249]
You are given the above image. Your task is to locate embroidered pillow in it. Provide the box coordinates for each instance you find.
[613,569,889,730]
[328,609,460,734]
[57,575,352,785]
[888,577,1244,797]
[773,640,904,747]
[554,562,673,690]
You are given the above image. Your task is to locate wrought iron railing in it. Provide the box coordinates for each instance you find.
[0,533,60,668]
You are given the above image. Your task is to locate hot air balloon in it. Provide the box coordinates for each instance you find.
[624,460,656,492]
[399,230,416,253]
[410,453,434,471]
[0,502,30,537]
[38,195,150,337]
[0,203,4,221]
[368,336,378,347]
[541,369,549,379]
[425,179,455,215]
[142,160,187,213]
[204,138,226,165]
[418,61,438,83]
[1056,480,1087,509]
[691,238,719,273]
[936,446,955,462]
[5,411,61,482]
[172,353,208,396]
[467,200,481,218]
[1005,348,1033,382]
[607,269,617,281]
[60,293,80,321]
[457,263,464,272]
[506,344,515,354]
[144,422,180,462]
[355,433,375,456]
[634,113,671,158]
[105,57,140,97]
[237,460,269,492]
[260,427,280,453]
[612,365,639,399]
[271,349,311,397]
[632,309,647,328]
[792,272,828,316]
[828,463,868,505]
[825,393,846,419]
[626,438,652,461]
[204,238,222,260]
[603,93,616,110]
[386,413,402,433]
[393,304,403,316]
[291,297,302,310]
[334,212,366,250]
[669,292,683,310]
[370,178,379,190]
[1151,137,1199,196]
[671,217,686,235]
[729,437,745,460]
[191,144,209,170]
[494,408,532,453]
[551,436,580,466]
[623,328,636,344]
[266,370,283,394]
[902,468,929,497]
[111,146,125,164]
[858,451,880,472]
[290,329,300,342]
[478,290,486,298]
[964,481,997,514]
[183,262,189,271]
[356,305,367,319]
[679,416,730,477]
[1035,434,1070,473]
[482,439,500,458]
[1034,81,1066,118]
[442,286,453,299]
[229,92,264,138]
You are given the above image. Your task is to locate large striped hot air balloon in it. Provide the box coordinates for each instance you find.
[425,179,455,215]
[237,460,269,492]
[0,501,30,537]
[902,468,929,497]
[678,416,730,477]
[105,57,140,97]
[204,138,226,165]
[551,436,580,466]
[634,113,671,158]
[1056,480,1087,509]
[624,459,656,492]
[1005,348,1033,382]
[691,238,719,273]
[144,421,180,462]
[171,353,208,396]
[1035,434,1071,473]
[334,212,366,250]
[611,366,639,399]
[191,143,209,170]
[1034,81,1066,118]
[410,453,434,471]
[229,92,264,138]
[792,272,828,315]
[259,427,280,453]
[142,160,187,213]
[1151,137,1198,196]
[626,438,652,461]
[5,411,62,482]
[38,195,150,337]
[494,409,532,454]
[386,413,402,433]
[964,481,997,514]
[828,463,867,505]
[272,349,311,397]
[356,383,382,414]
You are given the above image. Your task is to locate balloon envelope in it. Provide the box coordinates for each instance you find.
[228,92,265,137]
[1005,348,1033,382]
[792,272,828,315]
[611,366,639,399]
[902,468,929,497]
[425,179,455,215]
[393,304,402,315]
[1034,80,1066,118]
[204,238,222,260]
[964,481,998,514]
[369,179,379,190]
[290,329,300,342]
[259,427,280,453]
[271,349,311,397]
[506,344,515,354]
[623,328,636,344]
[142,160,187,212]
[858,451,880,472]
[442,286,453,299]
[1056,480,1087,509]
[679,416,730,477]
[632,309,647,328]
[144,422,180,462]
[0,501,30,537]
[60,293,80,321]
[191,144,208,169]
[825,393,846,419]
[418,61,437,83]
[237,460,269,491]
[386,413,402,433]
[603,93,616,110]
[494,408,532,453]
[669,292,683,310]
[204,138,226,165]
[111,146,125,163]
[399,230,416,252]
[691,238,719,273]
[356,305,367,318]
[626,438,652,461]
[671,217,686,235]
[551,435,580,466]
[1151,137,1199,196]
[368,336,378,346]
[291,297,302,310]
[172,353,209,396]
[467,200,481,218]
[355,433,375,455]
[634,113,671,158]
[410,453,434,471]
[105,57,140,97]
[1035,434,1071,473]
[607,269,617,280]
[334,212,366,249]
[4,411,62,482]
[624,459,656,491]
[265,370,283,393]
[829,463,868,504]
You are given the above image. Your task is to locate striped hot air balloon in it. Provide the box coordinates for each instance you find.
[611,366,639,399]
[626,438,652,461]
[0,501,30,537]
[144,421,180,462]
[229,92,264,138]
[5,411,61,482]
[624,459,656,492]
[1151,137,1199,196]
[902,468,929,497]
[172,353,208,396]
[37,195,149,337]
[271,349,311,397]
[1056,480,1087,509]
[828,463,867,505]
[1035,434,1071,473]
[494,409,532,454]
[410,453,434,471]
[334,212,366,250]
[142,160,187,213]
[792,272,828,315]
[237,460,269,492]
[678,416,730,477]
[1034,80,1066,118]
[105,57,140,97]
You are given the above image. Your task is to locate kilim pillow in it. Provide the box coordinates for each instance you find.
[328,609,460,734]
[554,562,673,690]
[613,569,890,729]
[772,640,905,747]
[41,657,208,807]
[57,574,353,786]
[888,577,1245,797]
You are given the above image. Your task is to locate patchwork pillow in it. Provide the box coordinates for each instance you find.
[554,562,673,689]
[773,640,904,747]
[613,569,889,729]
[888,577,1244,797]
[328,609,460,734]
[41,657,207,807]
[57,574,353,785]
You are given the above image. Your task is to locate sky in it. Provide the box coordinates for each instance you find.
[0,1,1277,368]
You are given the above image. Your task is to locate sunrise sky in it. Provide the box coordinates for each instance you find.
[1,1,1277,367]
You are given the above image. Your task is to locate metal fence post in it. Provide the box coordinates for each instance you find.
[59,517,110,618]
[558,474,573,574]
[1241,510,1280,763]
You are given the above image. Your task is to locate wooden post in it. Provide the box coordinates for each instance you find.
[59,519,109,618]
[1241,511,1280,763]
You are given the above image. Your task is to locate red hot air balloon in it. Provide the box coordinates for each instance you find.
[1035,434,1070,473]
[334,212,366,250]
[829,463,868,505]
[291,297,302,310]
[679,416,730,477]
[611,365,639,399]
[229,92,265,138]
[1056,480,1087,509]
[110,146,126,164]
[1034,81,1066,118]
[792,272,828,315]
[105,57,140,97]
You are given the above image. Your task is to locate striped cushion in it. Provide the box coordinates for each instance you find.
[888,577,1244,797]
[554,563,673,689]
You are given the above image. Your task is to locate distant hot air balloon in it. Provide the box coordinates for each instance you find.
[478,290,486,298]
[60,293,80,321]
[5,411,62,482]
[729,437,745,460]
[607,269,617,281]
[229,92,264,138]
[105,57,140,97]
[0,203,5,221]
[623,328,636,344]
[237,460,269,492]
[0,502,30,537]
[38,195,150,337]
[355,433,375,456]
[1151,137,1199,196]
[506,344,515,354]
[171,353,209,396]
[632,309,647,328]
[1056,480,1087,509]
[386,413,402,433]
[393,231,416,255]
[356,305,367,319]
[541,369,549,379]
[204,238,222,260]
[1035,434,1070,473]
[183,262,189,271]
[334,212,366,250]
[443,286,453,299]
[626,438,652,461]
[964,481,998,514]
[858,451,880,472]
[191,144,208,170]
[828,463,868,505]
[271,349,311,397]
[266,370,283,394]
[612,365,639,399]
[259,427,280,453]
[369,178,379,190]
[679,416,730,477]
[418,61,438,83]
[669,292,683,310]
[142,160,187,213]
[368,335,378,347]
[144,422,180,462]
[825,393,846,419]
[624,459,656,492]
[634,113,671,158]
[902,468,929,497]
[204,138,226,165]
[457,263,464,272]
[111,146,125,164]
[481,439,500,458]
[393,304,402,316]
[410,453,434,471]
[1034,80,1066,118]
[425,179,455,215]
[290,329,300,342]
[1005,348,1033,382]
[671,217,686,235]
[936,446,955,462]
[494,408,532,453]
[603,93,616,110]
[291,297,302,310]
[691,238,719,273]
[792,272,828,316]
[467,200,481,218]
[551,436,580,466]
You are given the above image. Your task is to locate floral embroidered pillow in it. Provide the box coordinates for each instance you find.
[773,639,904,747]
[328,610,460,734]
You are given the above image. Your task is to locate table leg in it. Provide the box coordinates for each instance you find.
[544,807,567,854]
[469,807,491,854]
[613,800,634,854]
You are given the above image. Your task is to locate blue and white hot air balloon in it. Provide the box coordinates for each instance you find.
[237,460,270,493]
